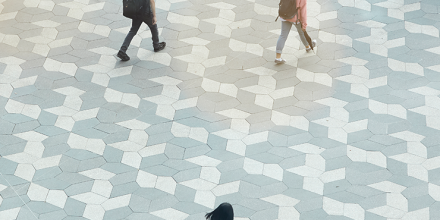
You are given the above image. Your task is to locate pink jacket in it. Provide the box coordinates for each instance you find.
[283,0,307,29]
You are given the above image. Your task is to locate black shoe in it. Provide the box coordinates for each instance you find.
[117,50,130,61]
[154,42,166,52]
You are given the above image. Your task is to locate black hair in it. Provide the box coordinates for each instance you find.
[205,203,234,220]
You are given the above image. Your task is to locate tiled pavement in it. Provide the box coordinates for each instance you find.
[1,0,440,219]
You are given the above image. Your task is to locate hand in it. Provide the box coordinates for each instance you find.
[152,16,157,25]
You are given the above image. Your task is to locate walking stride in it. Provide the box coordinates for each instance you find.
[275,0,316,64]
[118,0,166,61]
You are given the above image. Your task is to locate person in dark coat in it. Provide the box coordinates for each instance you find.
[205,203,234,220]
[117,0,166,61]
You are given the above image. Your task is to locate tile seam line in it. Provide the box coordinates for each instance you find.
[0,172,39,220]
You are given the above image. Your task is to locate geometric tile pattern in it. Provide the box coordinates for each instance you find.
[1,0,440,219]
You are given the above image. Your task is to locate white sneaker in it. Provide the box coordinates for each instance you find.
[275,58,286,64]
[306,40,317,52]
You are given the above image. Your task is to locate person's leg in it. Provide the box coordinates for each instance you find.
[294,23,311,49]
[275,21,293,62]
[120,19,142,53]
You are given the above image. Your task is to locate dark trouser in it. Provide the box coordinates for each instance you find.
[120,17,159,52]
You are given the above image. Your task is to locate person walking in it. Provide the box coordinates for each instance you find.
[275,0,316,64]
[117,0,166,61]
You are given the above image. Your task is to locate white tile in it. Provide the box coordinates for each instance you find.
[151,208,189,220]
[368,205,405,219]
[102,194,131,210]
[290,115,310,131]
[387,193,408,211]
[203,56,227,68]
[229,39,246,52]
[347,145,366,162]
[2,35,19,47]
[226,140,247,156]
[14,164,35,181]
[79,168,115,180]
[186,155,221,167]
[328,127,348,144]
[278,207,300,220]
[401,208,429,220]
[32,43,50,57]
[194,190,216,208]
[323,197,343,215]
[121,93,141,108]
[369,99,387,114]
[388,104,407,119]
[138,143,166,157]
[212,129,247,140]
[271,111,290,126]
[67,132,87,149]
[104,88,123,103]
[172,97,198,110]
[230,119,250,134]
[27,183,48,201]
[290,143,325,154]
[63,95,82,111]
[156,104,175,120]
[0,207,20,220]
[167,12,200,28]
[212,181,240,196]
[23,141,45,158]
[303,177,324,195]
[368,181,406,193]
[200,167,221,184]
[136,170,157,188]
[11,76,37,89]
[72,192,107,204]
[408,164,428,181]
[390,131,424,142]
[161,85,180,100]
[320,168,345,183]
[156,176,177,195]
[366,151,387,168]
[0,84,13,98]
[254,94,273,109]
[287,165,323,177]
[128,130,149,146]
[242,131,269,145]
[270,87,295,99]
[72,108,99,121]
[180,178,216,191]
[343,119,368,133]
[189,127,209,143]
[262,194,299,207]
[407,142,427,158]
[110,141,145,152]
[422,156,440,170]
[4,152,39,164]
[315,97,348,107]
[344,203,365,220]
[429,183,440,201]
[390,153,425,164]
[5,99,24,113]
[14,131,47,142]
[46,190,67,208]
[243,158,264,175]
[83,205,105,220]
[263,164,284,181]
[121,152,142,168]
[91,180,112,198]
[201,78,220,92]
[305,154,325,171]
[187,63,205,76]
